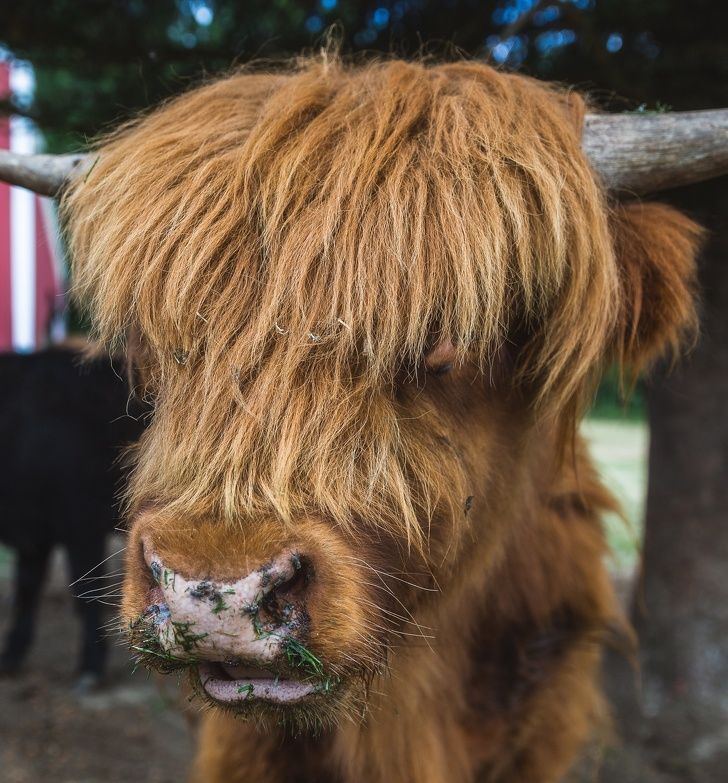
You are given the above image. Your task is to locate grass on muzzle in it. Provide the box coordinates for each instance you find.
[211,594,229,614]
[251,615,340,694]
[284,638,324,676]
[130,604,340,695]
[171,621,208,653]
[283,639,340,694]
[236,683,255,699]
[128,615,194,675]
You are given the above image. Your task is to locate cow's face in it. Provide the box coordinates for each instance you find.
[63,58,699,730]
[121,339,533,728]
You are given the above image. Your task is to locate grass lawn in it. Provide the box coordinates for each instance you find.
[0,544,11,581]
[582,417,647,575]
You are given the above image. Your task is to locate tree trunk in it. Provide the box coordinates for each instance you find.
[601,178,728,783]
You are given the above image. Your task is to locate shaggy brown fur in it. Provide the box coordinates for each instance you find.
[62,57,701,782]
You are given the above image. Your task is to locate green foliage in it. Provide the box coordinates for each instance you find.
[541,0,728,111]
[0,1,503,150]
[590,367,645,421]
[3,1,728,148]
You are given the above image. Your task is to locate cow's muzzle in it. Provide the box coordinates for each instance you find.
[132,539,335,705]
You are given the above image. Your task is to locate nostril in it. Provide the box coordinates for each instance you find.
[256,554,313,630]
[273,554,313,602]
[140,536,165,591]
[149,559,162,584]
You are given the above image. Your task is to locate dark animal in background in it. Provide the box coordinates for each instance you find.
[0,343,144,685]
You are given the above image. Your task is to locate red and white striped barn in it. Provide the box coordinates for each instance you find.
[0,59,65,352]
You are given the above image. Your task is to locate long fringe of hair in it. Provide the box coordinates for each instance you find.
[62,56,619,546]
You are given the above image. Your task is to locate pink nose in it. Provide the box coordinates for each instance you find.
[141,543,311,664]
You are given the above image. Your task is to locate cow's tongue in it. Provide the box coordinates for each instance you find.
[198,661,316,704]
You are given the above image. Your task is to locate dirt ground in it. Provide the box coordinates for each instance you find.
[0,544,196,783]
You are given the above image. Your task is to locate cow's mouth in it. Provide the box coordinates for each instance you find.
[197,661,322,705]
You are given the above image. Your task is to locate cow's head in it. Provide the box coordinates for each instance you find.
[2,59,712,730]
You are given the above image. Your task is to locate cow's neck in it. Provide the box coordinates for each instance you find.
[325,431,619,783]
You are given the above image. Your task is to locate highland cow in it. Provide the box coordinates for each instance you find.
[1,57,723,782]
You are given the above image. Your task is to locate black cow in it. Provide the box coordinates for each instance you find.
[0,344,145,686]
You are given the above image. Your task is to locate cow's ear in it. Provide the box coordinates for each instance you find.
[610,201,704,376]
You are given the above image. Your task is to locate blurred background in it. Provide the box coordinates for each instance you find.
[0,2,725,782]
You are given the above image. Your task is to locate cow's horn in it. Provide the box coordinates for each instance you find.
[583,109,728,195]
[1,110,728,198]
[0,151,91,197]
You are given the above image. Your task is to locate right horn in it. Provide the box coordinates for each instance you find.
[0,151,91,197]
[583,109,728,195]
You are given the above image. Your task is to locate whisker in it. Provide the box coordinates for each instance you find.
[76,586,123,594]
[343,556,440,592]
[76,585,124,597]
[357,596,434,629]
[69,545,128,587]
[73,570,126,582]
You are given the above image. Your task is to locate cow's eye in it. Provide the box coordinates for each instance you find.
[427,361,453,376]
[423,338,457,377]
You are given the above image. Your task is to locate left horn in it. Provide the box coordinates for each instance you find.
[583,109,728,195]
[1,110,727,198]
[0,151,90,197]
